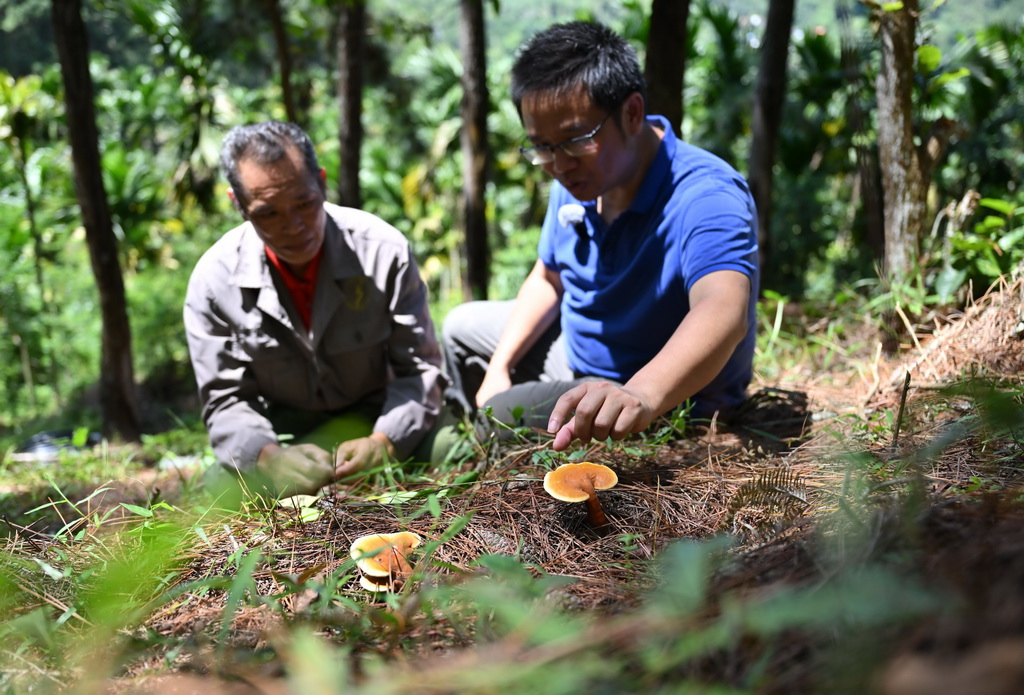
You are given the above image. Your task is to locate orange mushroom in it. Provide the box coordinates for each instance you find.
[349,531,423,592]
[543,462,618,527]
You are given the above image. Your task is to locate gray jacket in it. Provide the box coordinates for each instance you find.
[184,203,445,469]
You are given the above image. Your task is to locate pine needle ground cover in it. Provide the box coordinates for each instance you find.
[2,277,1024,694]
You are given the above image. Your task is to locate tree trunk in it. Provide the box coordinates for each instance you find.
[747,0,794,277]
[336,0,365,208]
[51,0,141,441]
[644,0,690,135]
[459,0,490,300]
[263,0,300,127]
[875,0,927,287]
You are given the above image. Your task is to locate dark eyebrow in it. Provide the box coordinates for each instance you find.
[526,120,593,145]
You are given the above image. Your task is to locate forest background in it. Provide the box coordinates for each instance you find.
[1,1,1024,693]
[0,0,1022,443]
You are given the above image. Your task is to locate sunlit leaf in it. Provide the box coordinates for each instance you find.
[917,44,942,72]
[32,558,65,581]
[978,197,1016,216]
[120,503,154,518]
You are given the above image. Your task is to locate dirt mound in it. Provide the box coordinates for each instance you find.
[889,273,1024,391]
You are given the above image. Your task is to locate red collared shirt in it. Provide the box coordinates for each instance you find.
[264,245,323,331]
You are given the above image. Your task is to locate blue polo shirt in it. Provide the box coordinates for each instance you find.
[538,116,759,418]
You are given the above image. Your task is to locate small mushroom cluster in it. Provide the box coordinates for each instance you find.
[349,531,422,592]
[543,462,618,527]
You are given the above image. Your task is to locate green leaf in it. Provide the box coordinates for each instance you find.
[451,471,479,486]
[977,215,1007,232]
[437,513,473,543]
[192,525,212,547]
[933,67,970,88]
[366,490,421,505]
[978,197,1015,216]
[32,558,65,581]
[976,256,1002,278]
[917,44,942,73]
[219,549,262,648]
[120,503,154,518]
[997,226,1024,251]
[426,493,441,519]
[933,266,967,302]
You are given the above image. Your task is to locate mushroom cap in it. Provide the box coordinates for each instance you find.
[358,574,392,592]
[349,531,423,577]
[543,462,618,502]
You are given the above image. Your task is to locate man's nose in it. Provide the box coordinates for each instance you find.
[285,208,307,232]
[550,148,577,175]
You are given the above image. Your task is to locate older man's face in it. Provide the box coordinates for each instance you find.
[235,145,326,273]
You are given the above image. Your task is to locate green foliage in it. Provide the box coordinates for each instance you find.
[685,0,757,164]
[753,290,869,387]
[0,1,1020,431]
[929,196,1024,302]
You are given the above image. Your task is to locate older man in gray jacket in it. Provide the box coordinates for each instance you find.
[184,120,447,496]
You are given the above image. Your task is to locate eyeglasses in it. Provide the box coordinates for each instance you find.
[518,112,613,165]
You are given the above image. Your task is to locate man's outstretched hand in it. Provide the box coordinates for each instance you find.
[547,381,656,451]
[256,442,334,497]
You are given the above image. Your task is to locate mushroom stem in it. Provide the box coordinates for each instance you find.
[577,477,607,527]
[585,491,608,527]
[387,545,414,581]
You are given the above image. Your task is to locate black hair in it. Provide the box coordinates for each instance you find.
[219,120,323,208]
[510,21,646,115]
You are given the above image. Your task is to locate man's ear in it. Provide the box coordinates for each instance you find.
[227,188,245,215]
[622,92,646,135]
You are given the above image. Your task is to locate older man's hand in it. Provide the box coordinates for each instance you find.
[256,442,334,497]
[335,433,395,480]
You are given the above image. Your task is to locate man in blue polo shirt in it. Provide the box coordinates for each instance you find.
[442,20,759,451]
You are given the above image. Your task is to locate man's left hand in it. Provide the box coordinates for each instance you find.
[335,433,396,480]
[547,381,656,451]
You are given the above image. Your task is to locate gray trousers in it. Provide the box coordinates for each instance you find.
[441,300,617,431]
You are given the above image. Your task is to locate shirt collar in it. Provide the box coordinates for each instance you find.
[627,114,676,215]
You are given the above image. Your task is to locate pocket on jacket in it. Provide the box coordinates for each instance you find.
[321,315,390,354]
[318,318,390,403]
[233,329,311,403]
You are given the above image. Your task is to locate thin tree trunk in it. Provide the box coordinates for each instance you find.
[336,0,365,208]
[875,0,927,287]
[459,0,490,300]
[644,0,690,135]
[52,0,141,441]
[747,0,794,277]
[263,0,299,126]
